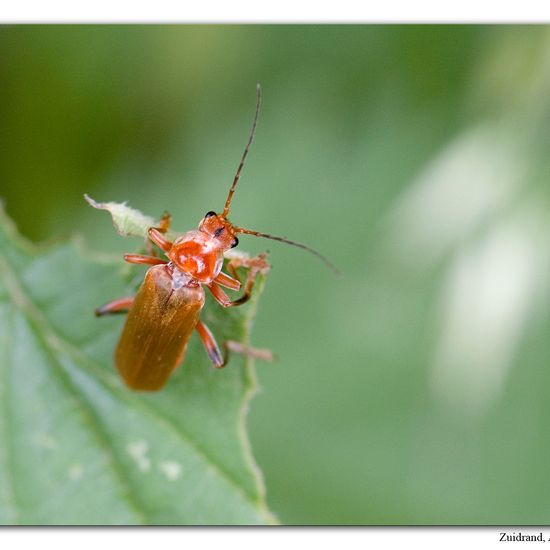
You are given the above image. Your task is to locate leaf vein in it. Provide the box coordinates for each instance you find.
[25,314,149,524]
[0,252,269,520]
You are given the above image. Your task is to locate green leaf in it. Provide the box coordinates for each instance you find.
[84,194,170,239]
[0,205,274,525]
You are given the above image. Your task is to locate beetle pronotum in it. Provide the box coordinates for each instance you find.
[95,85,337,391]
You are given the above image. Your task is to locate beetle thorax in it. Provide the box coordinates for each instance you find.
[167,230,224,284]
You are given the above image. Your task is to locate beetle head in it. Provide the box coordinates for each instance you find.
[199,211,239,250]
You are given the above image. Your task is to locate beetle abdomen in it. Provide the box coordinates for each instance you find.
[115,264,205,391]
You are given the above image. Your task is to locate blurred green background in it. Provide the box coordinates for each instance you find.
[2,25,550,524]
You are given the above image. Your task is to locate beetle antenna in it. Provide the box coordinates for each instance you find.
[222,84,262,218]
[234,226,341,276]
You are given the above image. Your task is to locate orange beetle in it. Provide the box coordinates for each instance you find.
[95,85,336,391]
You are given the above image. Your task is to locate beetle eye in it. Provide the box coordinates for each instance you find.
[205,211,216,218]
[231,237,239,248]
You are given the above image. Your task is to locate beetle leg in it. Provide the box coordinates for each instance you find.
[224,252,270,303]
[148,227,173,253]
[209,253,269,307]
[157,211,172,233]
[225,340,274,362]
[195,321,274,368]
[207,282,238,307]
[226,252,270,282]
[214,271,241,291]
[124,254,167,266]
[145,211,172,258]
[145,212,172,256]
[226,262,241,282]
[195,320,224,368]
[95,297,134,317]
[208,279,255,307]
